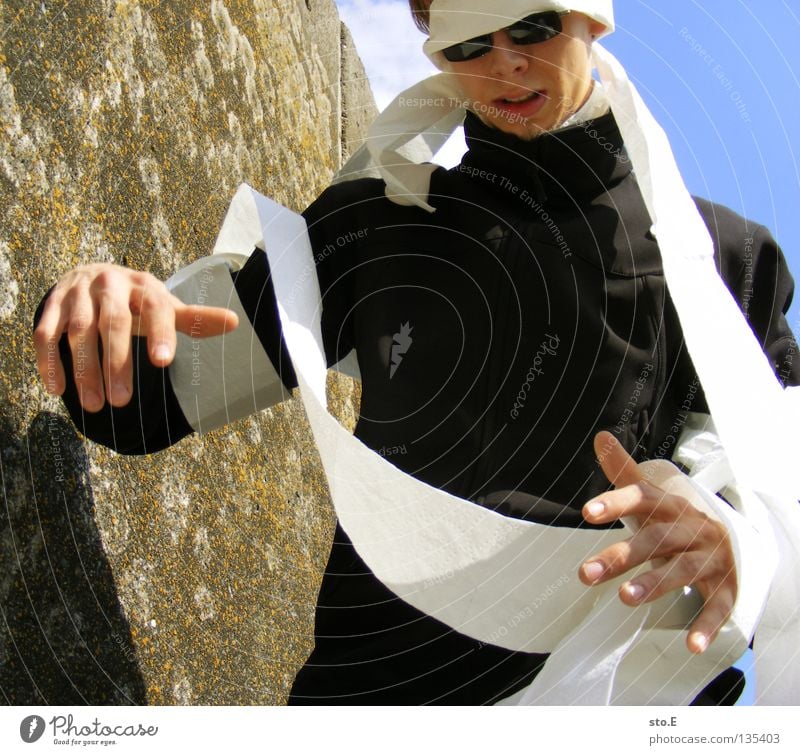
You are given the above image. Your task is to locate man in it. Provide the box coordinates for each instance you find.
[34,0,799,704]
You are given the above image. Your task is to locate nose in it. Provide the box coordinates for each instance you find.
[487,29,529,77]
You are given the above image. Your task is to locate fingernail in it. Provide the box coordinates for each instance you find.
[585,500,605,517]
[111,384,130,404]
[583,561,605,581]
[153,344,171,361]
[690,632,708,653]
[625,582,645,601]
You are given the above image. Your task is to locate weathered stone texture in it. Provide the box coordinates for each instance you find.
[1,0,375,704]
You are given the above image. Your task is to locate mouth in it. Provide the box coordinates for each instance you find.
[496,90,544,104]
[491,90,548,118]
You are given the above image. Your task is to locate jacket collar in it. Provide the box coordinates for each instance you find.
[456,109,632,208]
[448,110,664,276]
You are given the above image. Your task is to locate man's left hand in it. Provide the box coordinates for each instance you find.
[579,431,737,654]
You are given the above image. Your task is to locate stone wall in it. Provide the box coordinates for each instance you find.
[0,0,376,704]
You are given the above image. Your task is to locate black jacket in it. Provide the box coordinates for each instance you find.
[38,110,800,705]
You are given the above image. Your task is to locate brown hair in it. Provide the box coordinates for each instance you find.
[408,0,434,34]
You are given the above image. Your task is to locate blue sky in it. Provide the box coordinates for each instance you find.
[336,0,800,335]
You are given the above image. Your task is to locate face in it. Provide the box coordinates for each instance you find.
[444,12,606,139]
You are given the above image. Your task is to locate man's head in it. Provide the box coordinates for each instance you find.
[410,1,610,139]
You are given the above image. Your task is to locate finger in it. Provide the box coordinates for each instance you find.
[65,287,104,412]
[687,582,737,653]
[129,282,179,367]
[617,549,735,607]
[174,303,239,339]
[95,289,134,407]
[580,520,703,585]
[34,293,68,396]
[582,482,694,527]
[594,431,643,489]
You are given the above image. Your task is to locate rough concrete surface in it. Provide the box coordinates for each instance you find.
[1,0,375,704]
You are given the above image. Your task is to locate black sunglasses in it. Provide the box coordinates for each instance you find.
[441,11,570,63]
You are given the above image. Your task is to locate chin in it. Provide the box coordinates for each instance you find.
[478,103,561,141]
[487,117,551,141]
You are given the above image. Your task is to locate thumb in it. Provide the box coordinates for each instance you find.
[594,431,643,489]
[174,304,239,338]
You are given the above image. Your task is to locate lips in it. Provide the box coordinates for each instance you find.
[496,90,542,104]
[491,89,548,119]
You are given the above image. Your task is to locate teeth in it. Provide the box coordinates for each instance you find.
[503,92,537,103]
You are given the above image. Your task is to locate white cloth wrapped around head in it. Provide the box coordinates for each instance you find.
[423,0,614,63]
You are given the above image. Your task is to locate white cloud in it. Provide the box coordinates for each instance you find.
[335,0,466,166]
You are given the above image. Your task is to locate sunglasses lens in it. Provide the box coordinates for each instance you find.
[440,12,564,62]
[508,12,562,44]
[442,37,492,62]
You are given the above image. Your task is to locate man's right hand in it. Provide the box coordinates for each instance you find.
[33,263,239,412]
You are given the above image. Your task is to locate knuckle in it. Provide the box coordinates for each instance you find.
[133,269,158,285]
[631,481,649,502]
[606,543,632,571]
[651,567,678,595]
[94,268,117,289]
[638,522,667,550]
[693,514,726,549]
[682,551,711,578]
[97,301,132,332]
[643,570,669,598]
[714,588,734,613]
[138,292,160,313]
[695,519,720,545]
[638,522,677,557]
[105,352,131,373]
[720,582,737,607]
[708,518,729,542]
[138,284,170,313]
[638,478,661,496]
[140,272,167,295]
[67,315,95,337]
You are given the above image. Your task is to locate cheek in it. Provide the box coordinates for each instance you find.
[455,72,491,104]
[552,62,591,107]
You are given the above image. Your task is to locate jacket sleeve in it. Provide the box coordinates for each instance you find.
[32,184,362,454]
[668,208,800,426]
[703,214,799,389]
[727,222,799,387]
